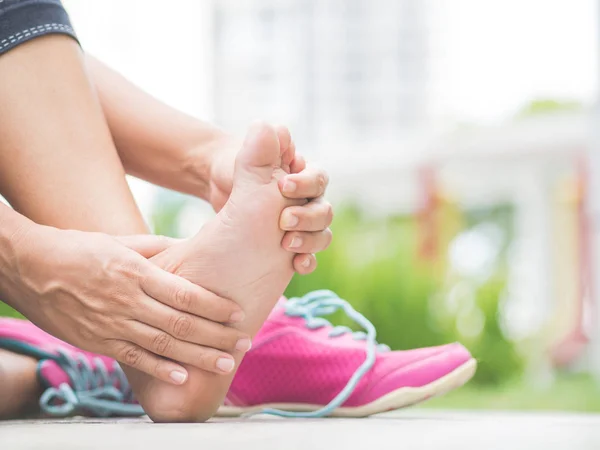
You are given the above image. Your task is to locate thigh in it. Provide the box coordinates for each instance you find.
[0,34,147,234]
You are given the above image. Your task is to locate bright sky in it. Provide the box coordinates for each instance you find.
[60,0,600,219]
[434,0,598,122]
[64,0,599,125]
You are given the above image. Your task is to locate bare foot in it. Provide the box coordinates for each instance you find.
[0,349,41,419]
[123,123,301,422]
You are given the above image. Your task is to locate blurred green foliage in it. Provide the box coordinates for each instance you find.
[0,302,20,318]
[517,98,584,117]
[421,372,600,412]
[285,202,523,386]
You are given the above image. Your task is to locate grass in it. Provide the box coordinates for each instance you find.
[420,373,600,412]
[0,302,20,318]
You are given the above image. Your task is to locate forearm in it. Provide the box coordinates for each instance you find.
[0,203,34,312]
[87,55,229,200]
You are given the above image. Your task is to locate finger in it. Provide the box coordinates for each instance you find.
[282,229,333,254]
[127,321,238,375]
[292,253,317,275]
[289,153,306,174]
[137,297,251,353]
[111,340,189,385]
[279,198,334,231]
[278,165,329,199]
[140,264,245,324]
[115,235,182,258]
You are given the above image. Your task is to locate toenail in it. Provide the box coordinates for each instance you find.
[282,180,297,193]
[229,310,246,323]
[235,338,252,352]
[216,358,235,373]
[301,257,311,268]
[169,370,188,385]
[284,213,299,228]
[289,237,303,249]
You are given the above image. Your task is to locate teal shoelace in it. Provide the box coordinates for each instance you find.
[251,289,388,418]
[2,290,383,419]
[39,349,144,417]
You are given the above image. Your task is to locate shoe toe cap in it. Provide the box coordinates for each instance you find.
[350,343,473,406]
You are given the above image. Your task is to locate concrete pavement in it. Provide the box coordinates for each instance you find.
[1,410,599,450]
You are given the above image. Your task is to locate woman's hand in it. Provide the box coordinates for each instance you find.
[277,155,333,274]
[3,224,251,385]
[207,126,333,274]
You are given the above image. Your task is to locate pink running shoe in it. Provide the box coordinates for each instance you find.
[0,318,143,418]
[219,290,477,418]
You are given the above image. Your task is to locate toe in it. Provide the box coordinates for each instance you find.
[275,126,295,173]
[235,122,281,182]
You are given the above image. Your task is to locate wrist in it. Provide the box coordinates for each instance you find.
[182,131,237,201]
[0,206,37,311]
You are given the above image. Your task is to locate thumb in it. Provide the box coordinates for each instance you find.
[114,234,182,258]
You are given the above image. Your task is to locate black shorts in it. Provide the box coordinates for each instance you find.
[0,0,78,56]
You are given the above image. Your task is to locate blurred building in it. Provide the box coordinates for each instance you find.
[429,114,591,369]
[212,0,438,160]
[211,0,599,375]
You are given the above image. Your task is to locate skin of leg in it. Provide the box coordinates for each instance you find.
[0,36,297,422]
[0,349,41,419]
[0,35,147,233]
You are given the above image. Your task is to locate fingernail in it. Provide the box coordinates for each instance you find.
[284,213,299,228]
[235,338,252,352]
[289,237,303,249]
[301,257,311,268]
[229,310,246,323]
[283,180,297,193]
[217,357,235,373]
[169,370,187,385]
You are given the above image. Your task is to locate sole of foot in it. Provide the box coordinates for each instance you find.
[124,123,300,422]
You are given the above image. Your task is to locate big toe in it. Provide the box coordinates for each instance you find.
[235,122,282,184]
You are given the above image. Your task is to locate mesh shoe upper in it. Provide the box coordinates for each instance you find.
[228,295,471,409]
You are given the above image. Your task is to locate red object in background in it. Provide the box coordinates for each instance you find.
[417,164,439,261]
[551,155,592,367]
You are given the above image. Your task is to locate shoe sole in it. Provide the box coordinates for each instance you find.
[216,357,477,418]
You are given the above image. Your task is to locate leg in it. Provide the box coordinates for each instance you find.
[0,34,297,421]
[0,349,40,419]
[0,35,147,234]
[0,34,145,416]
[0,33,149,419]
